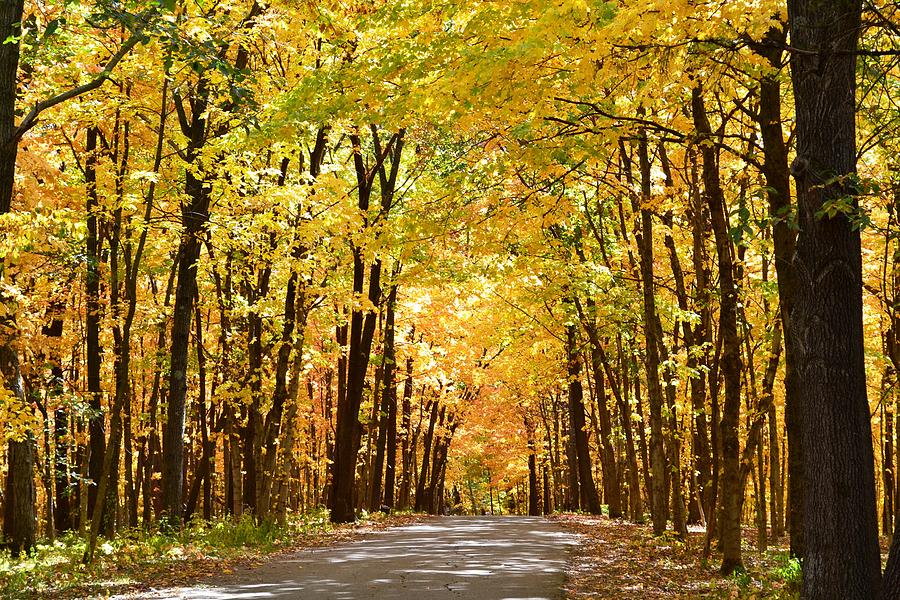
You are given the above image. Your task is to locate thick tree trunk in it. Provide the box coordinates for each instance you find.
[788,0,880,594]
[331,251,380,522]
[0,0,23,214]
[2,355,33,556]
[4,436,34,556]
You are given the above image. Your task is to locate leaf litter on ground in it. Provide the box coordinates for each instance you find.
[549,514,802,599]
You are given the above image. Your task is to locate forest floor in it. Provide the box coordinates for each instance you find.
[552,514,801,599]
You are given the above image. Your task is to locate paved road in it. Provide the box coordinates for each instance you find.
[128,516,578,599]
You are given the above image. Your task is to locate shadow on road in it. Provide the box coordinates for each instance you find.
[139,516,578,599]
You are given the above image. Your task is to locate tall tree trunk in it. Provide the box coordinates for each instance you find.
[563,399,580,511]
[273,313,309,523]
[767,396,784,538]
[415,398,439,512]
[632,134,667,535]
[331,250,380,522]
[257,262,299,520]
[0,0,32,556]
[687,188,713,526]
[84,127,107,522]
[603,339,643,521]
[162,92,210,525]
[577,301,622,518]
[242,259,272,516]
[752,26,803,558]
[660,334,688,539]
[43,311,72,534]
[692,88,743,574]
[331,127,404,523]
[566,324,602,514]
[526,416,540,516]
[2,358,33,556]
[184,301,212,523]
[788,0,880,594]
[885,384,895,539]
[379,283,399,510]
[398,355,414,509]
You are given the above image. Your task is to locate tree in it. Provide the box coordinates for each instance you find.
[787,0,881,595]
[0,0,146,556]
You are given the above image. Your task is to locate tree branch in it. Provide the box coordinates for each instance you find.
[12,14,151,143]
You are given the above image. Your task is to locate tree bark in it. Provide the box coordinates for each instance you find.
[687,185,713,526]
[633,134,667,535]
[2,357,33,556]
[162,88,210,525]
[788,0,880,594]
[752,25,803,558]
[566,324,602,514]
[398,355,414,509]
[692,87,743,574]
[331,127,404,523]
[415,398,439,512]
[601,339,643,521]
[84,127,107,522]
[0,0,32,556]
[576,299,623,518]
[377,283,399,510]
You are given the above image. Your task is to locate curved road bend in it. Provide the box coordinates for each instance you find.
[125,516,579,600]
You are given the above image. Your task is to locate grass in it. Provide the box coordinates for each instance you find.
[0,508,346,599]
[713,550,802,599]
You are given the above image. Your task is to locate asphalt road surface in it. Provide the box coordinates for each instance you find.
[126,516,578,599]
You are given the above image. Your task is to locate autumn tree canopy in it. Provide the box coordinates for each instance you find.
[1,0,900,597]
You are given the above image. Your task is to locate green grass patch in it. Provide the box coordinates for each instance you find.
[0,509,336,599]
[712,551,802,599]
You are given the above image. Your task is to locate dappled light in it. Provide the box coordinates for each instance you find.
[128,518,576,599]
